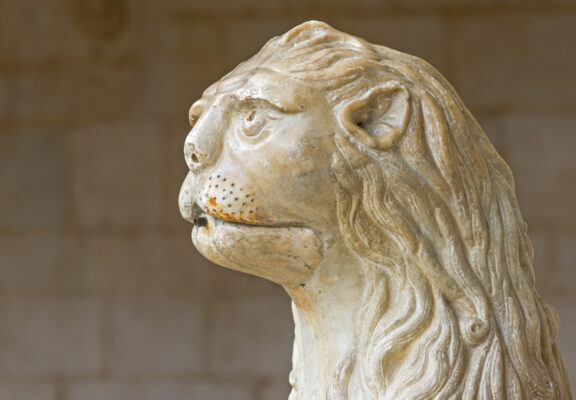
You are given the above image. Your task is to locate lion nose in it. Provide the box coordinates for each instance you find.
[184,119,223,172]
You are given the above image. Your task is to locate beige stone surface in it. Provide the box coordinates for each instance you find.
[72,121,164,229]
[1,296,102,376]
[0,0,100,65]
[0,234,62,291]
[4,61,143,125]
[144,0,282,15]
[257,380,292,400]
[139,21,226,118]
[452,14,576,110]
[503,114,576,228]
[179,21,573,399]
[0,76,7,121]
[549,232,576,298]
[66,381,255,400]
[81,233,212,295]
[0,383,55,400]
[109,297,203,376]
[0,130,66,229]
[209,296,293,378]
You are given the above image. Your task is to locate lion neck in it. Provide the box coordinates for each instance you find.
[284,240,363,400]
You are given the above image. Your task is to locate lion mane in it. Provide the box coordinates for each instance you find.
[228,22,572,399]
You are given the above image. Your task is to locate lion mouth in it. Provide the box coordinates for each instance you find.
[192,212,260,232]
[189,206,324,286]
[187,201,275,231]
[184,201,325,286]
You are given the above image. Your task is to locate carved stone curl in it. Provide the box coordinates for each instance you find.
[179,21,572,400]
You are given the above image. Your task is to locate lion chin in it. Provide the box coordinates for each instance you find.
[191,213,323,286]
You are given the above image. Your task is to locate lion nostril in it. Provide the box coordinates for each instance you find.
[184,142,203,169]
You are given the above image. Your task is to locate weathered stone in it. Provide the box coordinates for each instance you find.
[2,296,102,376]
[179,21,572,399]
[0,234,61,291]
[549,232,576,298]
[0,130,66,229]
[0,383,55,400]
[81,233,211,295]
[0,0,88,64]
[67,381,255,400]
[109,298,203,376]
[503,114,576,228]
[72,121,163,229]
[209,295,293,378]
[140,22,226,119]
[452,14,576,110]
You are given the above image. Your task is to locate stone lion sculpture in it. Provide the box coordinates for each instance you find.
[179,21,572,399]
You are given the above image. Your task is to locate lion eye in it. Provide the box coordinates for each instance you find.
[189,101,205,128]
[242,108,267,137]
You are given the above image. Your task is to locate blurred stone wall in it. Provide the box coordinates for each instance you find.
[0,0,574,399]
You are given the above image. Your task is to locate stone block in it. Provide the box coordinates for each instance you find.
[81,233,212,296]
[503,114,576,228]
[143,0,281,16]
[452,14,576,110]
[1,296,102,376]
[0,383,55,400]
[547,231,576,298]
[0,0,147,65]
[287,0,391,12]
[0,232,82,293]
[6,57,144,125]
[71,120,163,229]
[257,379,291,400]
[359,0,572,10]
[209,294,293,378]
[109,297,203,376]
[67,381,254,400]
[0,129,66,229]
[140,21,228,119]
[0,0,87,64]
[0,76,8,121]
[0,233,64,291]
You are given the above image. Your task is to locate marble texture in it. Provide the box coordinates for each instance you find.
[179,21,572,399]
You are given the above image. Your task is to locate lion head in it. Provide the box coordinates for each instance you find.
[179,21,572,399]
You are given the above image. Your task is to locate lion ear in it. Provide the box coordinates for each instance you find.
[340,82,411,150]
